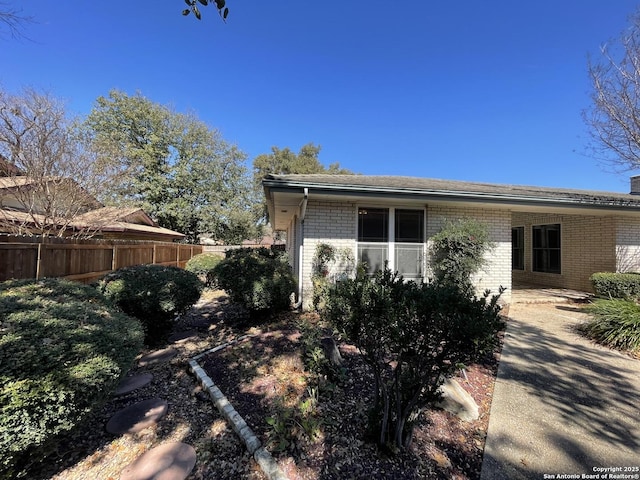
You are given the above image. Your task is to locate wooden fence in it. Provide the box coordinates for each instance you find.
[0,236,203,284]
[203,243,286,255]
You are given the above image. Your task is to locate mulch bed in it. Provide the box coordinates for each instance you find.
[200,312,502,480]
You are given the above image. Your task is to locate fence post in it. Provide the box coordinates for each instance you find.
[112,245,118,271]
[35,242,43,279]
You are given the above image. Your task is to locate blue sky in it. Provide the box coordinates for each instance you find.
[2,1,640,193]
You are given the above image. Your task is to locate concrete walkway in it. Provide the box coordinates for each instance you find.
[481,302,640,479]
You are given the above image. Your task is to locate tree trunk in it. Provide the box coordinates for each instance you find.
[379,381,390,446]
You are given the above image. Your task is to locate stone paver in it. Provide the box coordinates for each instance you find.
[138,347,178,367]
[119,442,196,480]
[168,330,198,344]
[481,303,640,479]
[106,397,168,435]
[114,373,154,396]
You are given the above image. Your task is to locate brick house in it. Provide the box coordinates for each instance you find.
[263,174,640,309]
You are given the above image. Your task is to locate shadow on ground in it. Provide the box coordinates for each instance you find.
[481,303,639,480]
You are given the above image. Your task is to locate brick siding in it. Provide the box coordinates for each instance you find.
[297,200,512,309]
[615,216,640,273]
[511,212,616,292]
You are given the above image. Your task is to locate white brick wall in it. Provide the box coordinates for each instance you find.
[615,216,640,272]
[300,200,357,309]
[427,205,512,304]
[296,200,512,308]
[288,200,640,306]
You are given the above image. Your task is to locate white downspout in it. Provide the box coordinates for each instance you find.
[293,188,309,309]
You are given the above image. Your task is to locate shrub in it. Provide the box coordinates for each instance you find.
[212,247,296,317]
[590,272,640,300]
[429,218,494,292]
[311,243,356,311]
[96,264,202,345]
[185,253,224,288]
[580,299,640,352]
[325,267,504,450]
[0,278,144,479]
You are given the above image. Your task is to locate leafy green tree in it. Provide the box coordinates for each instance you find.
[83,90,260,244]
[253,143,352,220]
[253,143,351,183]
[182,0,229,21]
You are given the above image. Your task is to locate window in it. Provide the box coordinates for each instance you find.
[394,209,424,279]
[358,208,388,242]
[512,226,524,270]
[357,207,424,279]
[358,208,389,274]
[532,224,561,273]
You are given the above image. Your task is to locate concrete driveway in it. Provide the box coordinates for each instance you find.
[481,302,640,479]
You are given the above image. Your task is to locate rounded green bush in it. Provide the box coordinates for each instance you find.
[213,247,296,317]
[185,253,224,288]
[0,278,144,479]
[590,272,640,300]
[95,264,203,345]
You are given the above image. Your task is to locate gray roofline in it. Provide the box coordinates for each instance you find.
[263,176,640,213]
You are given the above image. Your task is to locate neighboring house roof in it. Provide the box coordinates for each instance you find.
[73,207,158,227]
[0,176,40,190]
[263,174,640,230]
[0,175,104,211]
[0,156,23,176]
[0,160,184,241]
[71,206,184,240]
[0,208,184,241]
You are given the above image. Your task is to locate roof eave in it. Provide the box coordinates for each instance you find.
[263,178,640,213]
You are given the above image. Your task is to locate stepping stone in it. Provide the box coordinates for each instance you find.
[168,330,197,344]
[106,398,168,435]
[120,442,196,480]
[185,316,213,329]
[138,348,178,367]
[114,373,154,396]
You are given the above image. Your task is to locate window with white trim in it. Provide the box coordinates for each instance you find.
[357,207,425,279]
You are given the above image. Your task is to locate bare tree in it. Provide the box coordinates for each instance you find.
[0,3,32,40]
[584,9,640,170]
[0,87,108,237]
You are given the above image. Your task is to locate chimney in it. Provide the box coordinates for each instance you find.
[631,175,640,195]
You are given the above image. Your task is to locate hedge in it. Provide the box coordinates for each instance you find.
[212,247,296,317]
[185,252,224,288]
[0,278,144,479]
[590,272,640,300]
[95,264,202,345]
